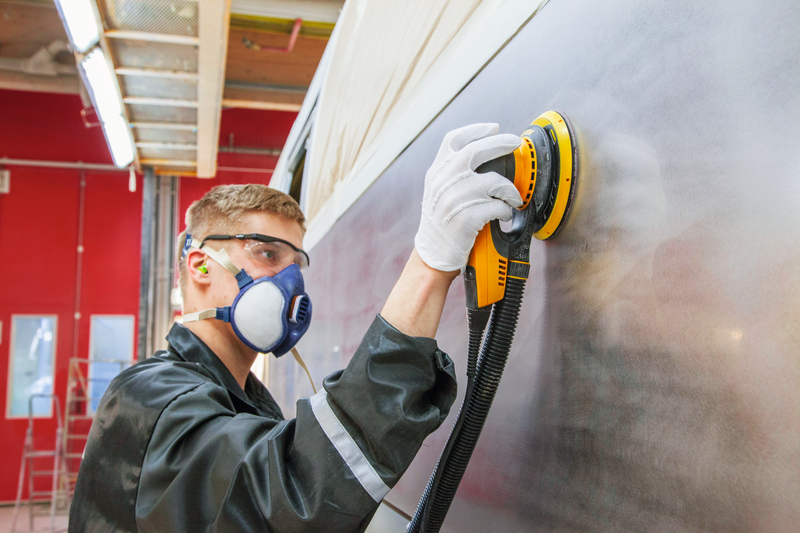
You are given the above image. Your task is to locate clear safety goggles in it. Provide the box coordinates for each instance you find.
[201,233,310,270]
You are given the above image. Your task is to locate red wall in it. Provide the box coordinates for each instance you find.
[0,89,142,502]
[0,88,297,502]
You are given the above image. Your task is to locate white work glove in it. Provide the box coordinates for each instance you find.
[415,123,523,272]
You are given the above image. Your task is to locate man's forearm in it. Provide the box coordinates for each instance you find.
[381,249,459,338]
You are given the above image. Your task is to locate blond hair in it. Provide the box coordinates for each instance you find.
[176,184,305,299]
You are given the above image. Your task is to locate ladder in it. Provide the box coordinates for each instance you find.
[10,394,69,533]
[62,357,132,501]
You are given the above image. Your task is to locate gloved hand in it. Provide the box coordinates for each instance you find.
[415,123,523,272]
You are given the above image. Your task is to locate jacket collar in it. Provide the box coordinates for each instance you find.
[165,323,270,415]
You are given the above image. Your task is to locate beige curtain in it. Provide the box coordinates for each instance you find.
[305,0,483,219]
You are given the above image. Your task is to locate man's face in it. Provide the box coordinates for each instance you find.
[201,211,306,313]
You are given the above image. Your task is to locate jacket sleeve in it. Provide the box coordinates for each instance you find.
[135,315,458,533]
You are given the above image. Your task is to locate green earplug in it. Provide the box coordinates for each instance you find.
[198,264,208,274]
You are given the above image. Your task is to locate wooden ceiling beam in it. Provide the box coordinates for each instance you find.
[140,159,197,167]
[135,142,198,150]
[105,30,199,46]
[116,68,199,81]
[196,0,232,178]
[230,0,343,24]
[123,96,198,108]
[131,122,198,131]
[221,99,301,112]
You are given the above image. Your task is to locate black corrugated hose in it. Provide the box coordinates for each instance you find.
[407,277,525,532]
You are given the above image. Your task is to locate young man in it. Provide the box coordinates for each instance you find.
[69,123,522,532]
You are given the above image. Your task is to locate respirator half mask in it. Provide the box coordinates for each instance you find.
[180,233,312,357]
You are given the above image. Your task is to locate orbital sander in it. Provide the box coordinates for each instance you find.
[466,109,578,310]
[408,110,578,533]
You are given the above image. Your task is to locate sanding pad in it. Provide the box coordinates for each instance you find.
[523,110,578,240]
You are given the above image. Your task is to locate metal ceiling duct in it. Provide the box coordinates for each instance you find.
[95,0,231,177]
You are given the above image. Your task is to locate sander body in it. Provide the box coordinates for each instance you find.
[465,110,579,309]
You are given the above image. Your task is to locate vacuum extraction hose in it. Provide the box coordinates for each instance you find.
[407,111,577,532]
[407,277,525,533]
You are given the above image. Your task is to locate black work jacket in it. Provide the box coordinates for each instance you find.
[69,316,457,532]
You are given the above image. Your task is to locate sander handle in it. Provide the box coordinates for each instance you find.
[465,141,534,309]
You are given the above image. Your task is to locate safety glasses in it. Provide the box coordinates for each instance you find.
[201,233,310,270]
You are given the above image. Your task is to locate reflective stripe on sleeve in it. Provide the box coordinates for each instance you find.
[309,389,390,502]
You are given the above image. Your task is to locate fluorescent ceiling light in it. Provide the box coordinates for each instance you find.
[54,0,100,54]
[64,9,134,169]
[80,48,122,123]
[103,116,134,168]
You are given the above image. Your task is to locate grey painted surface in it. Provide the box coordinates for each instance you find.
[364,503,410,533]
[270,0,800,531]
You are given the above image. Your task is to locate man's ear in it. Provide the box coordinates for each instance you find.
[186,249,211,285]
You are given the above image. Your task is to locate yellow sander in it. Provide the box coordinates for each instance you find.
[408,110,579,533]
[465,109,578,310]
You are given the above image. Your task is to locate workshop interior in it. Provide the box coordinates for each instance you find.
[1,0,799,531]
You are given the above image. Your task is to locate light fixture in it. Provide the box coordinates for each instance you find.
[103,116,135,168]
[79,48,122,123]
[55,2,136,169]
[53,0,100,54]
[77,48,135,168]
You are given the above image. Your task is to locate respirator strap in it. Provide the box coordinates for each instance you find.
[291,347,317,394]
[190,238,241,277]
[180,307,221,324]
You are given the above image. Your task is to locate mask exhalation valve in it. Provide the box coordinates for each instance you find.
[290,295,310,324]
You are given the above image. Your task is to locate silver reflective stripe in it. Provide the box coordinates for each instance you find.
[309,389,390,502]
